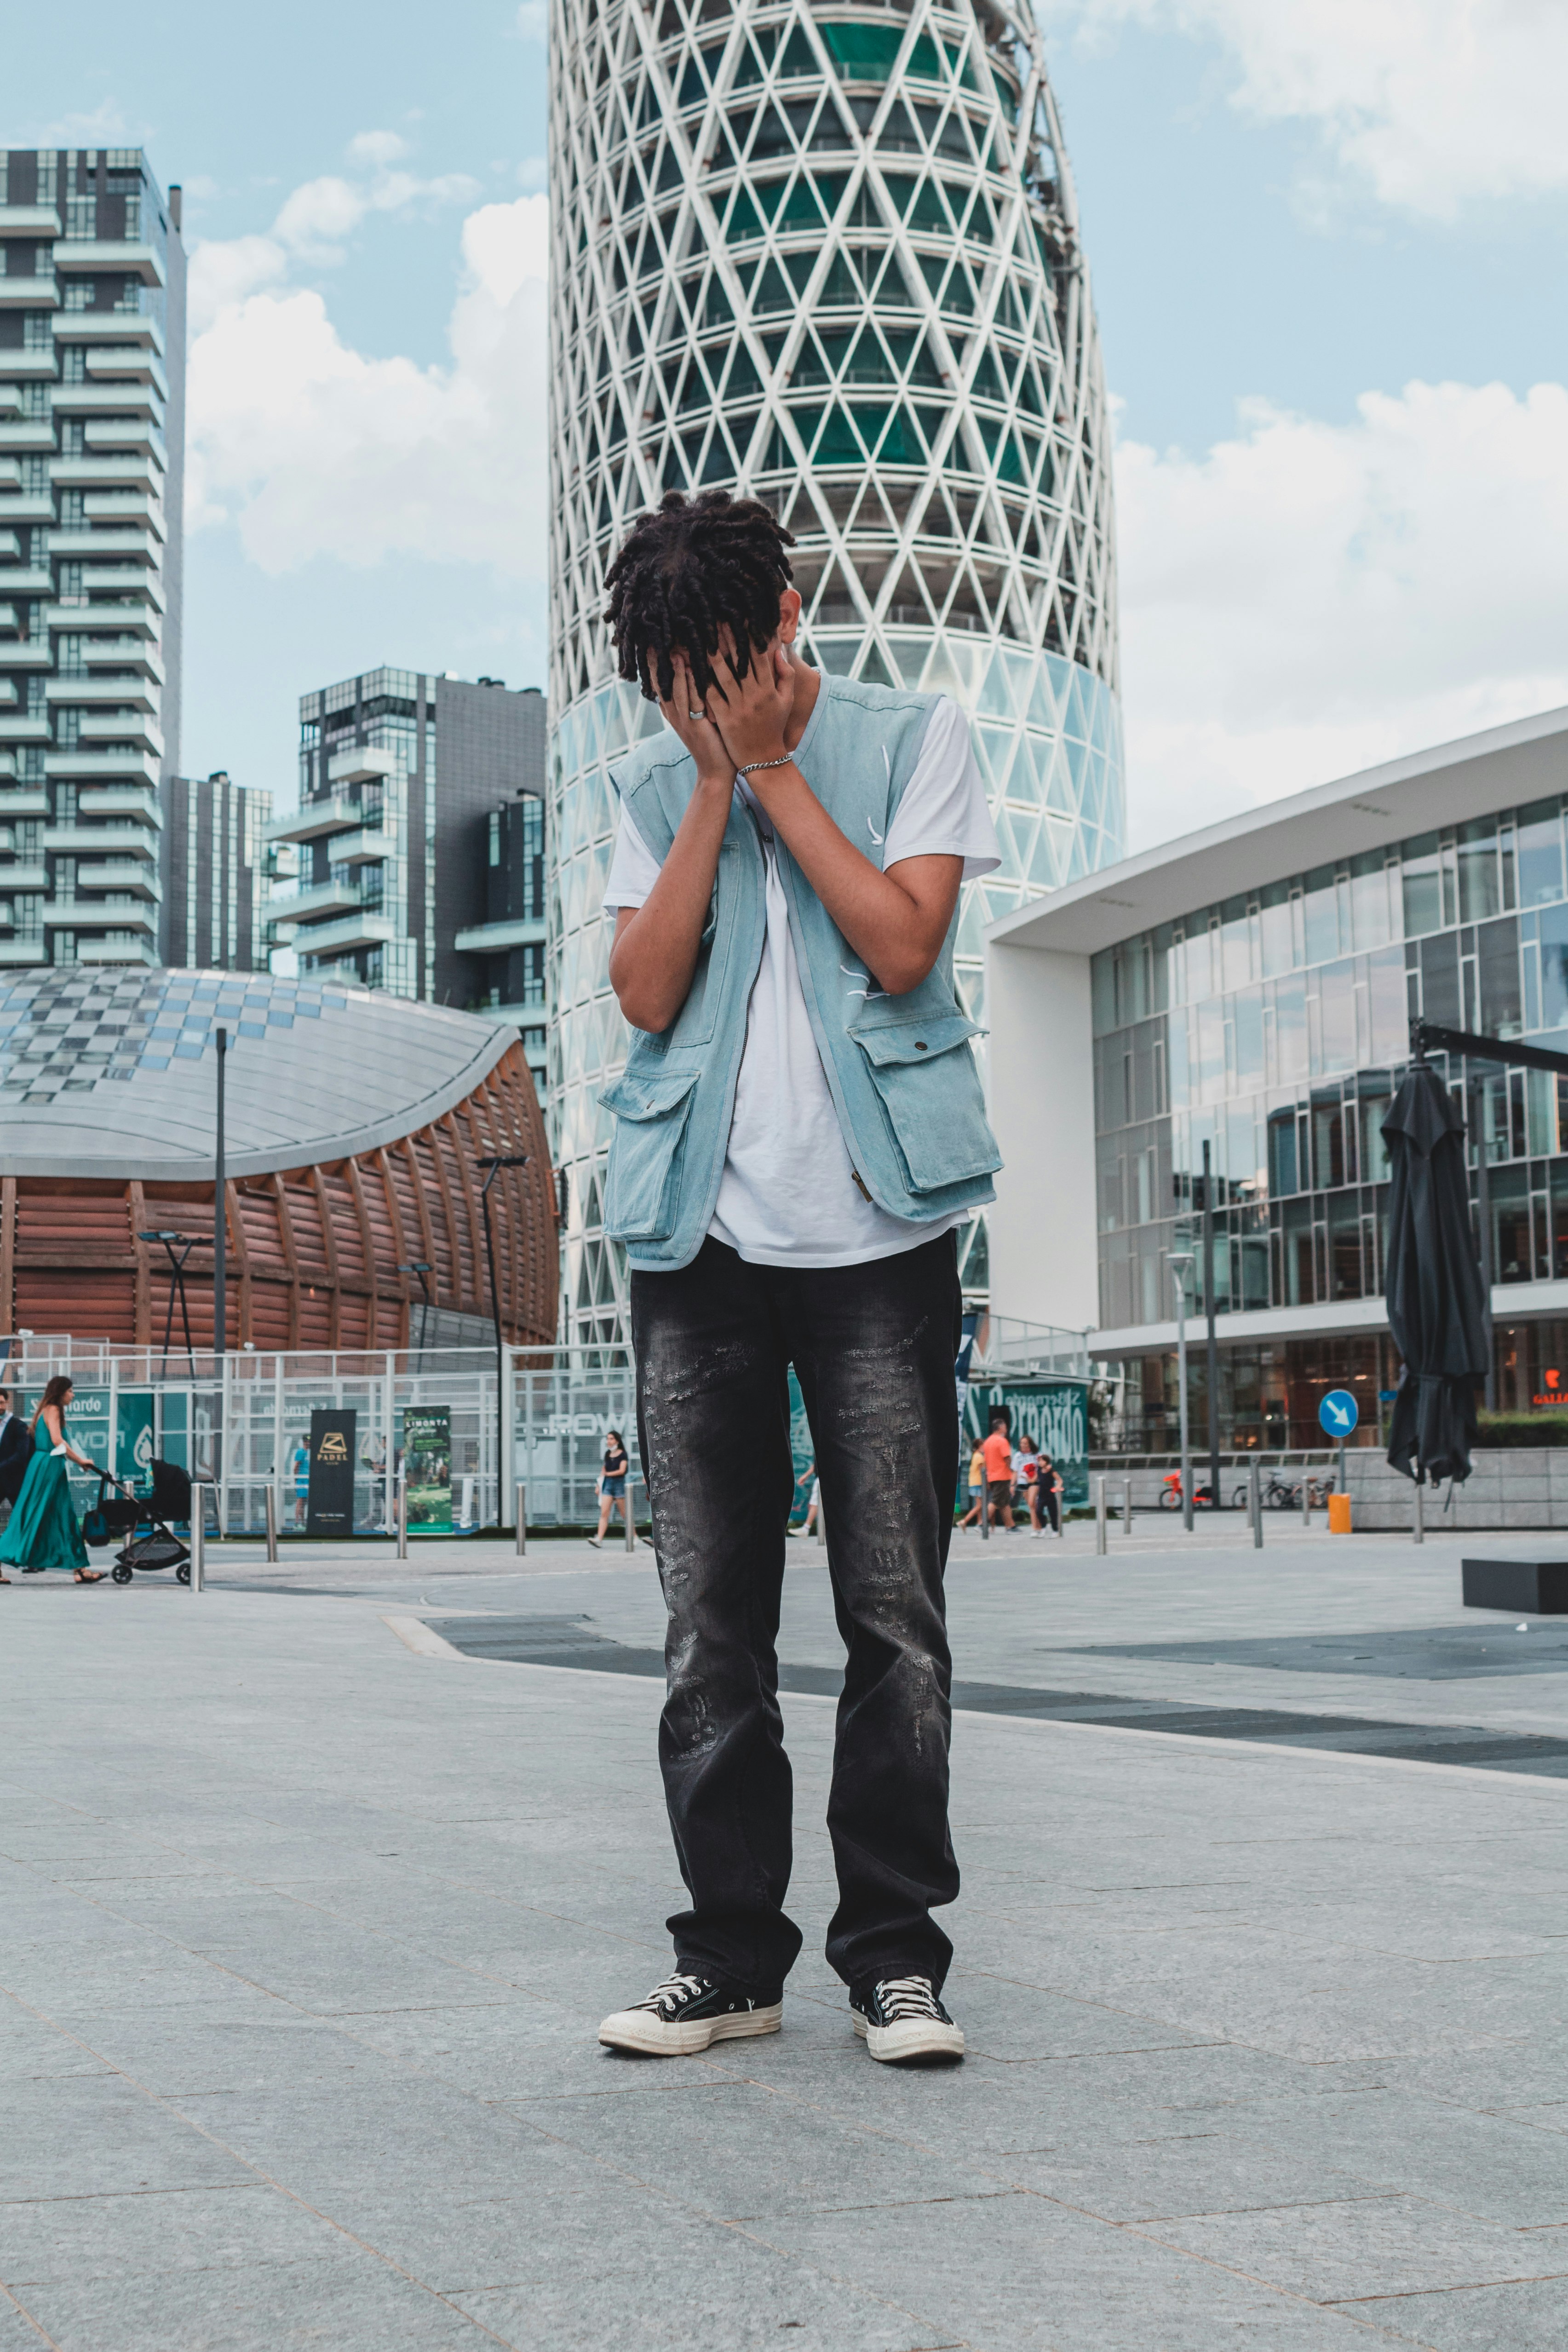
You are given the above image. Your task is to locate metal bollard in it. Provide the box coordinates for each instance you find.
[1182,1462,1193,1533]
[264,1484,278,1564]
[625,1485,637,1553]
[1250,1459,1263,1549]
[515,1482,527,1557]
[190,1487,204,1594]
[1094,1474,1107,1556]
[1121,1475,1132,1534]
[818,1494,827,1550]
[1413,1476,1424,1545]
[396,1474,408,1561]
[1302,1472,1312,1530]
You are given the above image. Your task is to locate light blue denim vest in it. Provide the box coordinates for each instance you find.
[598,671,1001,1272]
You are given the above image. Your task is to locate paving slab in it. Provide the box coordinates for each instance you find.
[3,1542,1568,2347]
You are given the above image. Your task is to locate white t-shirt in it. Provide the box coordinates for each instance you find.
[602,694,1000,1269]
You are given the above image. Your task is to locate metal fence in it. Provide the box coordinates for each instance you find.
[0,1336,642,1534]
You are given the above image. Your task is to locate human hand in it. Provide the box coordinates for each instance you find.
[703,634,795,773]
[655,654,736,786]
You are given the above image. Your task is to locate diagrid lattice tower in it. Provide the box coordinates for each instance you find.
[547,0,1124,1341]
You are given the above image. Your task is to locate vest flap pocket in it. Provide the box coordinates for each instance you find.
[848,1012,982,1068]
[847,1014,1000,1193]
[598,1068,701,1243]
[598,1068,701,1123]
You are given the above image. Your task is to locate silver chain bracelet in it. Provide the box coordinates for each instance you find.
[737,754,792,775]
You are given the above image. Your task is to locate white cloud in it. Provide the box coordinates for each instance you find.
[514,1,549,39]
[1116,378,1568,849]
[186,192,551,582]
[1053,0,1568,216]
[347,130,410,167]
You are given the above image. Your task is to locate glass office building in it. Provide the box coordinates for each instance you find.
[546,0,1123,1343]
[986,709,1568,1449]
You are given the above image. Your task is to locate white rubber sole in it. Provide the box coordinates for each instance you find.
[852,2011,966,2063]
[598,2001,783,2056]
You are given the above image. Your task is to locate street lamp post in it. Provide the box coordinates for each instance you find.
[397,1261,434,1358]
[1168,1251,1195,1531]
[213,1028,228,1359]
[1201,1139,1221,1511]
[477,1154,529,1530]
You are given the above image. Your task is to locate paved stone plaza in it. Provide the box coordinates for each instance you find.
[3,1527,1567,2349]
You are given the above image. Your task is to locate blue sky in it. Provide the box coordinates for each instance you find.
[10,0,1568,845]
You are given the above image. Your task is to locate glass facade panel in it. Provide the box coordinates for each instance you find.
[1090,790,1568,1341]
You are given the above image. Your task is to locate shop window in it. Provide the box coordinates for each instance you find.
[1516,798,1564,910]
[1477,916,1522,1037]
[1491,1165,1532,1282]
[1418,931,1461,1028]
[1402,833,1443,938]
[1328,1192,1363,1300]
[1267,1107,1300,1196]
[1456,818,1501,924]
[1311,1096,1346,1191]
[1281,1198,1314,1306]
[1302,866,1338,966]
[1349,849,1393,950]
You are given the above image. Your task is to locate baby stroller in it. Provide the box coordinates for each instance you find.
[108,1459,195,1583]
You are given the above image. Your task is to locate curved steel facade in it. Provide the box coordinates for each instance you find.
[548,0,1123,1338]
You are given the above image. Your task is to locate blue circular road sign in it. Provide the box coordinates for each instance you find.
[1319,1388,1359,1437]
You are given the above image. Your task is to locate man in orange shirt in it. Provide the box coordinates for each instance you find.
[981,1410,1017,1532]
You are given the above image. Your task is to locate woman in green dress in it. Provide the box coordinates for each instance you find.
[0,1377,127,1584]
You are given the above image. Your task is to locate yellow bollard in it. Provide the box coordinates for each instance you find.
[1327,1492,1353,1535]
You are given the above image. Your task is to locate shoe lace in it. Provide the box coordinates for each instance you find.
[631,1971,709,2018]
[874,1974,946,2023]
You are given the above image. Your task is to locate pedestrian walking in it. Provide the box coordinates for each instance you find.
[957,1440,986,1529]
[1016,1434,1040,1530]
[981,1410,1016,1530]
[588,1429,637,1549]
[0,1386,29,1515]
[1037,1451,1063,1537]
[290,1438,310,1529]
[0,1377,128,1583]
[787,1459,821,1537]
[593,487,1000,2065]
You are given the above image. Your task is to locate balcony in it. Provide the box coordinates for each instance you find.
[47,752,161,790]
[0,283,58,311]
[0,642,52,669]
[266,876,363,924]
[263,794,367,845]
[329,826,390,866]
[294,909,397,957]
[76,861,161,897]
[83,421,167,461]
[41,898,156,933]
[76,935,159,965]
[0,717,49,744]
[326,746,401,788]
[45,675,160,714]
[0,570,54,597]
[52,240,166,288]
[51,451,165,495]
[77,782,161,817]
[0,864,48,889]
[0,206,62,238]
[0,354,62,378]
[80,347,168,396]
[47,528,161,563]
[0,422,56,452]
[56,316,166,358]
[81,570,165,608]
[0,939,46,964]
[84,492,167,539]
[43,824,157,855]
[77,713,164,757]
[454,915,549,953]
[42,601,161,639]
[51,382,162,421]
[0,787,49,815]
[0,495,54,526]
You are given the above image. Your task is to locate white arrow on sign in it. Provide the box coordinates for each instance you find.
[1323,1398,1355,1429]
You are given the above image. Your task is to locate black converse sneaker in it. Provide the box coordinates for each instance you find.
[850,1974,965,2063]
[598,1971,783,2056]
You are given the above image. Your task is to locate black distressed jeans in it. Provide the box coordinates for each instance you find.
[631,1232,963,1997]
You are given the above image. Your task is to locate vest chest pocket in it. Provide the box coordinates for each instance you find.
[598,1068,702,1242]
[849,1014,1002,1194]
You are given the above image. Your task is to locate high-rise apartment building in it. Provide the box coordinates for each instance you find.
[268,668,546,1023]
[0,146,184,972]
[547,0,1123,1340]
[160,769,271,970]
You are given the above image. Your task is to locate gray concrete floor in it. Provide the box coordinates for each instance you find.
[2,1532,1567,2348]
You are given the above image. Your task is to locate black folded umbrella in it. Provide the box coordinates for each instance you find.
[1382,1062,1490,1484]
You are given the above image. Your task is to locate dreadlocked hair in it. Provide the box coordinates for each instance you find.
[603,488,796,706]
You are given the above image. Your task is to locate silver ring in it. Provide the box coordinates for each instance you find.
[688,709,704,720]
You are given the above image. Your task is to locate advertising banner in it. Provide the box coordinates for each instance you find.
[403,1405,453,1533]
[306,1407,357,1536]
[965,1380,1091,1509]
[116,1394,155,1488]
